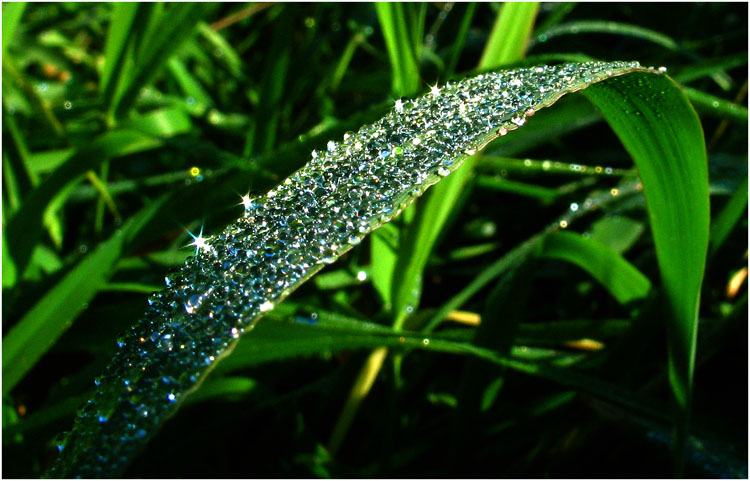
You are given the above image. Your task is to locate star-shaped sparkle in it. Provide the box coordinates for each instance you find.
[240,193,254,210]
[187,225,212,254]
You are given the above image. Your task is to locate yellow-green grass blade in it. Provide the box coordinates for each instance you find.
[479,2,540,69]
[375,2,421,97]
[582,72,710,475]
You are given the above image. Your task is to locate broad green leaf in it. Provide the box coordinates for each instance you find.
[48,63,672,477]
[540,231,652,305]
[582,72,710,474]
[3,197,166,394]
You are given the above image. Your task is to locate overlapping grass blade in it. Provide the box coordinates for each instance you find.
[3,197,166,394]
[111,3,211,119]
[4,116,189,276]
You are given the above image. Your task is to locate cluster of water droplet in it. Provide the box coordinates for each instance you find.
[49,61,653,477]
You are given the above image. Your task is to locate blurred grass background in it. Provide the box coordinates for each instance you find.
[2,2,747,477]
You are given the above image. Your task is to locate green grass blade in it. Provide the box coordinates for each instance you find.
[479,2,540,69]
[582,72,710,475]
[4,130,167,276]
[683,87,748,124]
[2,197,166,395]
[1,2,26,58]
[446,3,477,77]
[196,22,244,79]
[391,1,541,326]
[530,20,733,90]
[540,231,652,305]
[100,3,140,107]
[375,2,421,96]
[167,57,214,110]
[709,176,748,257]
[113,3,210,118]
[531,19,680,51]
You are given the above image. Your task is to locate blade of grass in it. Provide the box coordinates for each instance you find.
[709,176,748,258]
[4,128,175,276]
[3,197,167,394]
[244,9,290,156]
[100,2,140,113]
[479,2,540,69]
[424,177,646,332]
[48,63,667,477]
[530,20,733,90]
[589,215,645,254]
[1,2,26,58]
[167,57,214,111]
[445,3,477,78]
[112,3,211,118]
[376,2,421,97]
[582,72,711,475]
[683,86,748,125]
[540,231,652,305]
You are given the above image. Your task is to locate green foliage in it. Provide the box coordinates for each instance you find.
[2,3,747,478]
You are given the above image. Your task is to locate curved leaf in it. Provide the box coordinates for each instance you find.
[540,231,652,305]
[582,72,710,473]
[49,61,664,477]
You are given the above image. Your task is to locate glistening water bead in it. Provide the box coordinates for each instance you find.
[49,61,660,477]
